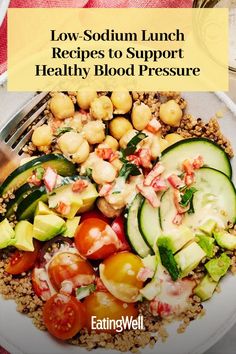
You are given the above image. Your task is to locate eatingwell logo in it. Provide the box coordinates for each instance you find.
[91,315,144,333]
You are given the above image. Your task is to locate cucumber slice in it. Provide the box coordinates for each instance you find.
[138,198,161,250]
[160,167,236,233]
[125,194,152,258]
[0,154,76,196]
[17,187,48,221]
[160,138,232,178]
[4,183,32,219]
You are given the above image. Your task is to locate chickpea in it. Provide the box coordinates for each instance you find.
[58,131,84,155]
[72,139,90,164]
[111,91,132,114]
[92,160,116,184]
[119,129,137,149]
[104,135,119,152]
[111,158,123,171]
[160,138,169,152]
[83,120,105,145]
[131,103,152,131]
[159,100,183,127]
[67,111,83,132]
[32,125,53,147]
[109,117,133,141]
[76,91,97,110]
[97,198,122,218]
[50,93,75,120]
[90,96,113,121]
[165,133,183,145]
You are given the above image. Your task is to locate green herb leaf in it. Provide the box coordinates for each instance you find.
[76,284,96,300]
[55,126,73,137]
[119,162,141,180]
[85,168,93,179]
[35,166,45,180]
[112,191,121,194]
[180,187,197,209]
[158,245,180,281]
[121,132,147,157]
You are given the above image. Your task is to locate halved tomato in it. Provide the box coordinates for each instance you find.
[80,210,111,224]
[83,291,138,333]
[48,252,96,292]
[43,294,86,340]
[6,240,41,275]
[75,218,121,260]
[111,216,130,251]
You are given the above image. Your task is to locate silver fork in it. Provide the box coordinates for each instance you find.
[0,92,51,155]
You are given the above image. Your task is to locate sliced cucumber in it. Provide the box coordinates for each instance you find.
[0,154,76,196]
[125,194,152,258]
[138,198,161,250]
[160,167,236,233]
[17,187,48,221]
[5,183,36,219]
[160,138,232,178]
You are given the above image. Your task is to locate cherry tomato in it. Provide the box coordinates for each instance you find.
[6,241,41,275]
[75,218,120,260]
[80,210,110,224]
[111,216,130,251]
[100,252,144,303]
[32,268,51,301]
[83,291,138,333]
[48,252,95,292]
[43,294,86,340]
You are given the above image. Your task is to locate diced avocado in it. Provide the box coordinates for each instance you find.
[194,274,218,301]
[33,214,66,241]
[14,220,34,251]
[174,242,206,278]
[140,278,161,300]
[62,216,80,238]
[157,226,194,254]
[35,201,56,216]
[213,230,236,250]
[205,253,231,282]
[142,255,158,273]
[199,219,217,236]
[196,234,216,258]
[77,183,98,213]
[0,219,16,249]
[159,245,180,281]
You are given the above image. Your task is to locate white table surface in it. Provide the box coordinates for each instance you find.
[0,84,236,354]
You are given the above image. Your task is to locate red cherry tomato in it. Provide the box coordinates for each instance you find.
[6,241,41,275]
[48,252,96,292]
[80,210,111,224]
[43,294,86,340]
[75,218,120,260]
[111,216,131,251]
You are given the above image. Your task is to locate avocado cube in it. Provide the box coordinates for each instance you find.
[62,216,80,238]
[194,274,218,301]
[33,214,66,241]
[14,220,34,251]
[199,219,217,236]
[213,231,236,250]
[174,242,206,277]
[196,234,216,258]
[157,226,194,254]
[77,183,98,213]
[205,253,231,282]
[35,201,56,216]
[0,219,16,249]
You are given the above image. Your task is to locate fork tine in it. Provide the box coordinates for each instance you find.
[0,92,50,143]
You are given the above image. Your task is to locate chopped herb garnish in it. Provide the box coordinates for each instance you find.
[121,132,147,157]
[112,191,121,195]
[179,187,197,214]
[119,162,141,180]
[35,166,45,180]
[85,168,93,178]
[55,126,73,136]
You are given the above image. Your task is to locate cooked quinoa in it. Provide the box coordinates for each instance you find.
[0,91,235,352]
